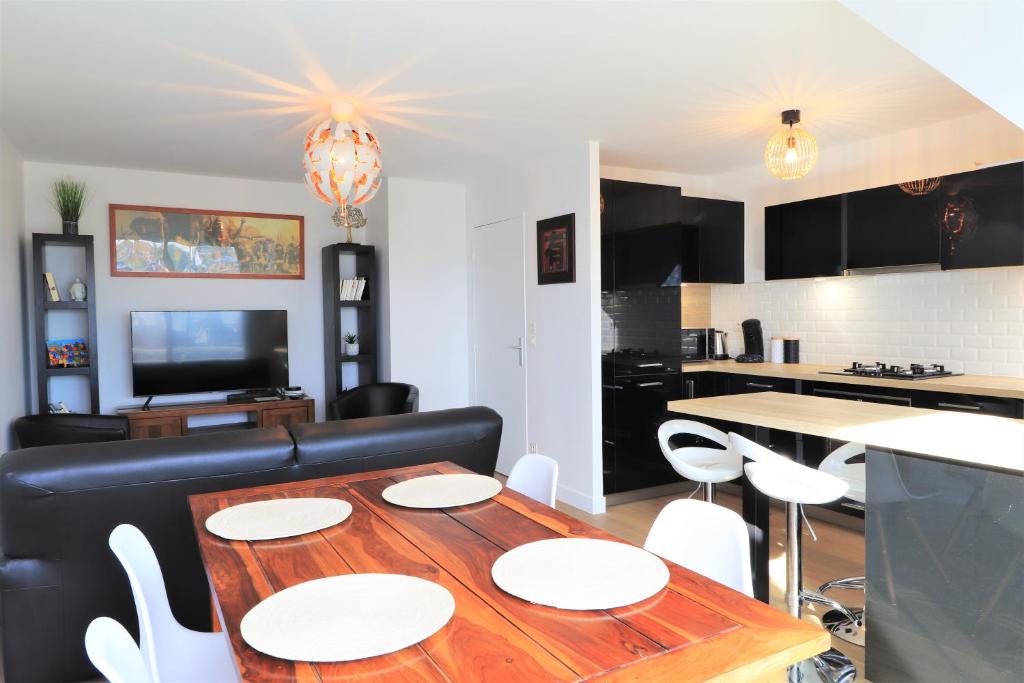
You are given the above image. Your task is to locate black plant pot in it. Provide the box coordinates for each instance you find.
[62,220,78,236]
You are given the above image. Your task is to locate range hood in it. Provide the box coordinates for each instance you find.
[843,263,941,277]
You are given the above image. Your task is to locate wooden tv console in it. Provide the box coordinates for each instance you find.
[118,397,315,440]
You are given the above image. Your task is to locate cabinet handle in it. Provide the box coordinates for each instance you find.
[636,362,664,368]
[686,379,695,399]
[602,384,624,390]
[637,381,664,387]
[937,402,981,411]
[603,439,616,446]
[746,382,774,389]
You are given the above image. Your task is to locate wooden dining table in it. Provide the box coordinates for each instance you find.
[189,461,830,682]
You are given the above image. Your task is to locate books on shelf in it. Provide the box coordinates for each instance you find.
[44,272,60,302]
[339,277,367,301]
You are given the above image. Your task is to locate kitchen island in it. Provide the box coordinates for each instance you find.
[667,392,1024,682]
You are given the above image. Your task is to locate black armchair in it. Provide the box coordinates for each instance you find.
[328,383,419,421]
[13,414,131,449]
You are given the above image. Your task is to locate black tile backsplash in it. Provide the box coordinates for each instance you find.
[601,286,681,355]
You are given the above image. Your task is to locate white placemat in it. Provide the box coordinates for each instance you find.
[205,498,353,541]
[381,473,502,509]
[240,574,455,662]
[491,538,670,610]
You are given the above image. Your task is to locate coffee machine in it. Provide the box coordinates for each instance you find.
[736,319,765,363]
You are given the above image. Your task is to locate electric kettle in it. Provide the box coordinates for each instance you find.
[712,331,729,360]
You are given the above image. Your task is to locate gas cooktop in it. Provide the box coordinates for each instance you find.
[820,362,963,380]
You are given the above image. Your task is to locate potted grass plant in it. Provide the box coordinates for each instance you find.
[50,178,89,235]
[344,332,360,356]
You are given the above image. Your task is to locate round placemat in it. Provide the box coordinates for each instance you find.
[240,574,455,662]
[491,538,669,610]
[205,498,353,541]
[381,473,502,509]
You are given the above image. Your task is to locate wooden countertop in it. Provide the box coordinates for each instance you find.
[683,360,1024,399]
[667,392,1024,474]
[190,461,830,682]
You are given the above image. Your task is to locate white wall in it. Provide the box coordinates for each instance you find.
[842,0,1024,130]
[467,142,604,513]
[21,161,370,420]
[380,177,470,411]
[0,129,28,450]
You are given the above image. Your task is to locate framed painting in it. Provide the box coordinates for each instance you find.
[536,213,575,285]
[109,204,304,279]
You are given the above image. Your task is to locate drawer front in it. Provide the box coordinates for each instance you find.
[804,381,912,406]
[262,404,311,428]
[912,392,1022,418]
[130,415,183,439]
[727,374,796,395]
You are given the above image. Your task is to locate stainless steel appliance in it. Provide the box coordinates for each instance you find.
[820,361,963,380]
[680,329,712,362]
[712,331,729,360]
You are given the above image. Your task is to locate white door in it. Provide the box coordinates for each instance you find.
[470,216,528,475]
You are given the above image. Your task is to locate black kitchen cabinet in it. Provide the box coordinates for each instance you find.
[911,391,1023,418]
[680,196,745,283]
[600,179,681,235]
[615,224,693,287]
[846,184,941,269]
[765,195,844,280]
[939,162,1024,270]
[727,374,796,395]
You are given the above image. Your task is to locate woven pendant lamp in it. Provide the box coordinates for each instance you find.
[765,109,818,180]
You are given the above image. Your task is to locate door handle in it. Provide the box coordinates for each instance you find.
[507,337,525,367]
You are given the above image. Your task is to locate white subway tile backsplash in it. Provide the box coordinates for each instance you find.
[710,267,1024,376]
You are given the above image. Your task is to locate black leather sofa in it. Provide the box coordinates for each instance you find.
[0,406,501,682]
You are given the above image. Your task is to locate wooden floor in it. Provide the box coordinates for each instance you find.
[558,488,869,682]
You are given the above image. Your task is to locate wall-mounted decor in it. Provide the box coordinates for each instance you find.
[110,204,304,279]
[536,213,575,285]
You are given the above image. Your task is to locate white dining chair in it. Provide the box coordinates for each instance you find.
[506,453,559,507]
[85,617,153,683]
[109,524,236,683]
[643,498,753,597]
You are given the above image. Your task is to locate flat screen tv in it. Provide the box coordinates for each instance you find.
[131,310,289,397]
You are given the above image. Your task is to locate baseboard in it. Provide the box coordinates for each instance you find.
[556,483,606,514]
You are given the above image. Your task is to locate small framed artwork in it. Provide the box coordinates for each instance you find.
[536,213,575,285]
[109,204,304,279]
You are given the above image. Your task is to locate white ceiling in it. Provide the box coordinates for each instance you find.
[0,1,988,183]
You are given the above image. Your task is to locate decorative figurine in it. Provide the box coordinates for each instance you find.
[69,277,87,302]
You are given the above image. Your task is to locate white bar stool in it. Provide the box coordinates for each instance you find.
[657,420,742,504]
[730,432,856,683]
[817,442,867,646]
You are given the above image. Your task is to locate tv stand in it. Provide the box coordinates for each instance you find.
[118,396,314,440]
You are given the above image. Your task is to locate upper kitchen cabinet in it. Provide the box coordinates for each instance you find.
[765,194,844,280]
[846,184,941,270]
[679,196,745,283]
[600,179,681,234]
[615,223,695,287]
[938,161,1024,270]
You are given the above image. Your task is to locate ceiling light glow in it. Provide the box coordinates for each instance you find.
[765,109,818,180]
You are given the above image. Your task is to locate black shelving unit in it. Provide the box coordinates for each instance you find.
[32,233,99,413]
[322,243,377,401]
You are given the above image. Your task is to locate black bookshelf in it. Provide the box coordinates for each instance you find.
[32,233,100,413]
[322,243,377,400]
